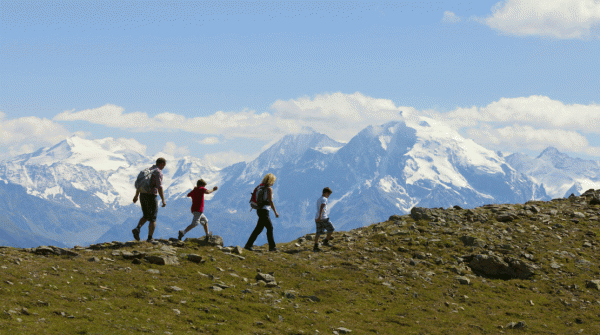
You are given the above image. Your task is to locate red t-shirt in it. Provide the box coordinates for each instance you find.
[187,187,206,213]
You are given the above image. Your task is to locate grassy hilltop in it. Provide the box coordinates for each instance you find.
[1,191,600,334]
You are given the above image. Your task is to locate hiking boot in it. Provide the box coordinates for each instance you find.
[178,230,185,241]
[146,238,156,243]
[244,246,254,252]
[132,228,140,241]
[313,245,322,252]
[269,247,278,252]
[322,239,331,246]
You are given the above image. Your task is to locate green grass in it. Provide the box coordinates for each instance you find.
[1,199,600,334]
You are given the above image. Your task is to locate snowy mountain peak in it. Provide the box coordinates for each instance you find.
[537,146,562,160]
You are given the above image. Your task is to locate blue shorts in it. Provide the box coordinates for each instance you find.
[316,218,335,235]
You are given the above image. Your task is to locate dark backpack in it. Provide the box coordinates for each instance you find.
[134,167,155,193]
[249,185,269,210]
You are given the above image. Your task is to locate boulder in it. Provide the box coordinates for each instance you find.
[586,279,600,290]
[187,254,204,263]
[145,254,180,266]
[459,235,482,247]
[468,254,535,279]
[34,246,55,255]
[256,273,276,283]
[410,207,433,221]
[186,235,224,247]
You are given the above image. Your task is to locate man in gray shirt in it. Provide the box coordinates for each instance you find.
[132,157,167,242]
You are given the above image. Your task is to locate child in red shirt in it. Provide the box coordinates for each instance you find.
[178,179,218,240]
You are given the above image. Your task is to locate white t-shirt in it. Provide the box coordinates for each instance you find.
[315,196,329,220]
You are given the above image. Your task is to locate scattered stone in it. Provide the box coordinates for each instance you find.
[233,246,243,255]
[586,280,600,290]
[167,286,183,292]
[145,254,179,266]
[186,235,224,247]
[459,235,481,247]
[256,273,276,283]
[456,276,470,285]
[34,246,55,255]
[88,256,100,262]
[506,321,527,329]
[468,254,535,279]
[336,327,352,334]
[187,254,205,263]
[147,269,160,274]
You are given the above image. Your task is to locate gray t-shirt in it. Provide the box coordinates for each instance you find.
[315,196,328,220]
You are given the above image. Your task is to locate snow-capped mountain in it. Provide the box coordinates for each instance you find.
[0,136,222,209]
[505,147,600,198]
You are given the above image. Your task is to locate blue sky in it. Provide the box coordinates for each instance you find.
[1,0,599,167]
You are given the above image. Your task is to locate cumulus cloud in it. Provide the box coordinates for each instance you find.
[202,151,256,168]
[55,104,274,139]
[54,92,411,143]
[433,95,600,157]
[0,113,73,156]
[482,0,600,39]
[441,95,600,133]
[442,11,461,23]
[161,142,189,157]
[199,137,220,145]
[271,92,412,141]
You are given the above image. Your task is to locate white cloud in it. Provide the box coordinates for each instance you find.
[434,95,600,157]
[442,11,461,23]
[202,151,255,168]
[0,114,72,157]
[199,137,220,145]
[161,142,189,157]
[442,95,600,133]
[54,92,412,143]
[54,104,275,139]
[271,92,412,141]
[482,0,600,39]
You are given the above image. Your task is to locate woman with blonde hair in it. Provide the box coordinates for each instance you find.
[244,173,279,252]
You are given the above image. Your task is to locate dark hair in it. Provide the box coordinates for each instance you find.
[197,179,207,187]
[156,157,167,166]
[322,187,332,195]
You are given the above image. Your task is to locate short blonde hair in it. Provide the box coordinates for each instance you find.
[261,173,276,186]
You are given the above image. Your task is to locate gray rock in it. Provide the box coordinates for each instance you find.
[496,213,516,222]
[187,254,205,263]
[506,321,527,329]
[388,215,403,221]
[186,235,224,247]
[410,207,433,221]
[456,276,470,285]
[233,246,243,255]
[34,246,55,255]
[468,254,535,279]
[88,256,100,262]
[586,280,600,290]
[52,247,79,257]
[589,197,600,205]
[336,327,352,334]
[147,269,160,274]
[256,273,276,283]
[459,235,481,247]
[145,254,180,266]
[167,286,183,292]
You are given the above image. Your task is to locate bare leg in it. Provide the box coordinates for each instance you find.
[136,217,147,229]
[203,224,209,236]
[148,221,156,239]
[183,224,195,234]
[325,232,333,241]
[314,234,320,244]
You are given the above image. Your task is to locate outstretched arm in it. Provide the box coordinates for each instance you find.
[204,186,218,194]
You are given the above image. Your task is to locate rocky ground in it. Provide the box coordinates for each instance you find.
[1,190,600,334]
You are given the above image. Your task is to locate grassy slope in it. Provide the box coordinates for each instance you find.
[1,196,599,335]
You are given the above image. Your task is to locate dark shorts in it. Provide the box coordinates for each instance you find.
[140,193,158,222]
[316,218,335,235]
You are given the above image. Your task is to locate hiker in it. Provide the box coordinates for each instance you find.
[314,187,335,252]
[244,173,279,252]
[178,179,218,241]
[132,157,167,242]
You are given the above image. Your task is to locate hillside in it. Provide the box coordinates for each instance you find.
[1,191,599,334]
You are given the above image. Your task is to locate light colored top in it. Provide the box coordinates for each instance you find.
[260,186,271,211]
[315,196,329,220]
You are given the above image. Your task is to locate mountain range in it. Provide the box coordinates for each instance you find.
[1,115,597,248]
